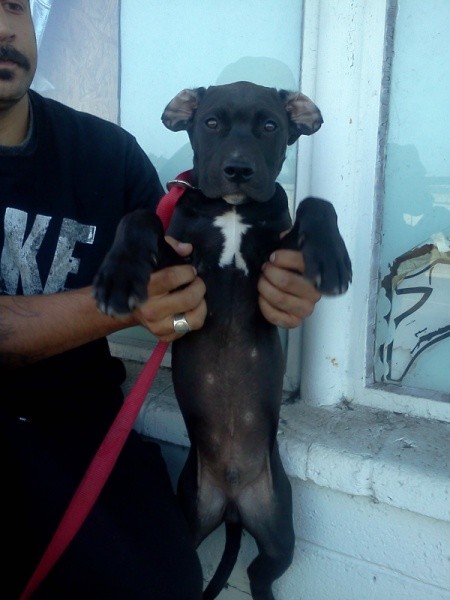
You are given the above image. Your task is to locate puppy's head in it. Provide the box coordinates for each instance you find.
[162,81,322,204]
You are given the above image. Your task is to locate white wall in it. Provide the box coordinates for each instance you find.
[133,369,450,600]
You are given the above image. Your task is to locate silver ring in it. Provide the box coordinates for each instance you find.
[173,313,191,335]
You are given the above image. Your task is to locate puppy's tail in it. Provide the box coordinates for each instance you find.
[203,522,242,599]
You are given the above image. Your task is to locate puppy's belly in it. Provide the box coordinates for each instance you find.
[172,328,284,418]
[172,330,284,488]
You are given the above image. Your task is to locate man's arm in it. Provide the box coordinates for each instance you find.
[0,254,207,368]
[0,287,131,368]
[0,244,315,367]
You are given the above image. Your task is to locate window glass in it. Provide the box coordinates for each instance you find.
[374,0,450,395]
[120,0,303,197]
[114,0,304,358]
[31,0,120,123]
[30,0,53,48]
[31,0,305,376]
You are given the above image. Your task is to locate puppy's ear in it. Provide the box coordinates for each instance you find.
[279,90,323,144]
[161,87,206,131]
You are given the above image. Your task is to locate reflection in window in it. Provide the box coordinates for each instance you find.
[30,0,54,93]
[374,0,450,396]
[30,1,120,122]
[30,0,53,47]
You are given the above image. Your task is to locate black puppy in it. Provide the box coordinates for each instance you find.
[94,81,352,600]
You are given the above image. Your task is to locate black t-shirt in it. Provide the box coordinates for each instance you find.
[0,90,164,426]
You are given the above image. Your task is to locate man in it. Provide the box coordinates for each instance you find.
[0,2,320,598]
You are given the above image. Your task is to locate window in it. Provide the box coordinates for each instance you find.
[32,0,450,422]
[293,0,449,421]
[113,0,307,390]
[31,0,308,390]
[373,0,450,397]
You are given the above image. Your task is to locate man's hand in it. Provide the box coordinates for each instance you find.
[132,237,207,342]
[258,249,321,329]
[133,239,319,340]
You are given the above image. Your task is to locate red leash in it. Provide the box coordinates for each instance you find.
[19,172,191,600]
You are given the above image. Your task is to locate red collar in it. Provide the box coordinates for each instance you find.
[156,169,195,230]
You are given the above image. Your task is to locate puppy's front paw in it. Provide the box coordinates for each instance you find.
[93,210,166,317]
[93,250,154,317]
[281,197,352,295]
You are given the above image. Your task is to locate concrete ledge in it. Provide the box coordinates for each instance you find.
[125,363,450,524]
[278,402,450,523]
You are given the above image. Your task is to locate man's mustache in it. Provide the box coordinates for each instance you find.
[0,46,31,71]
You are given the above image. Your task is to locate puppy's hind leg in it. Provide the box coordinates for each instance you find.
[242,449,295,600]
[177,449,227,546]
[248,512,294,598]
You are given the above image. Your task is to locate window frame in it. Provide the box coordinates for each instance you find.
[112,0,450,423]
[295,0,449,422]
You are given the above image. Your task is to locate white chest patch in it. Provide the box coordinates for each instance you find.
[214,210,250,274]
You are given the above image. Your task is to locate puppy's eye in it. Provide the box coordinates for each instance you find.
[205,118,218,129]
[264,120,277,132]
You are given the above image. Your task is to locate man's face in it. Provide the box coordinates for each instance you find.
[0,1,37,109]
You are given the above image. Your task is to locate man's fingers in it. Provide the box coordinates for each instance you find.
[269,249,306,273]
[164,236,193,257]
[258,251,321,329]
[148,264,197,296]
[258,274,317,319]
[157,301,208,342]
[258,295,304,329]
[134,274,207,339]
[261,260,320,302]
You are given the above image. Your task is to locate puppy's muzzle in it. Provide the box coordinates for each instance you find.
[223,160,255,184]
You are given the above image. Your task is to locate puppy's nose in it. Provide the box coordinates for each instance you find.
[223,160,254,183]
